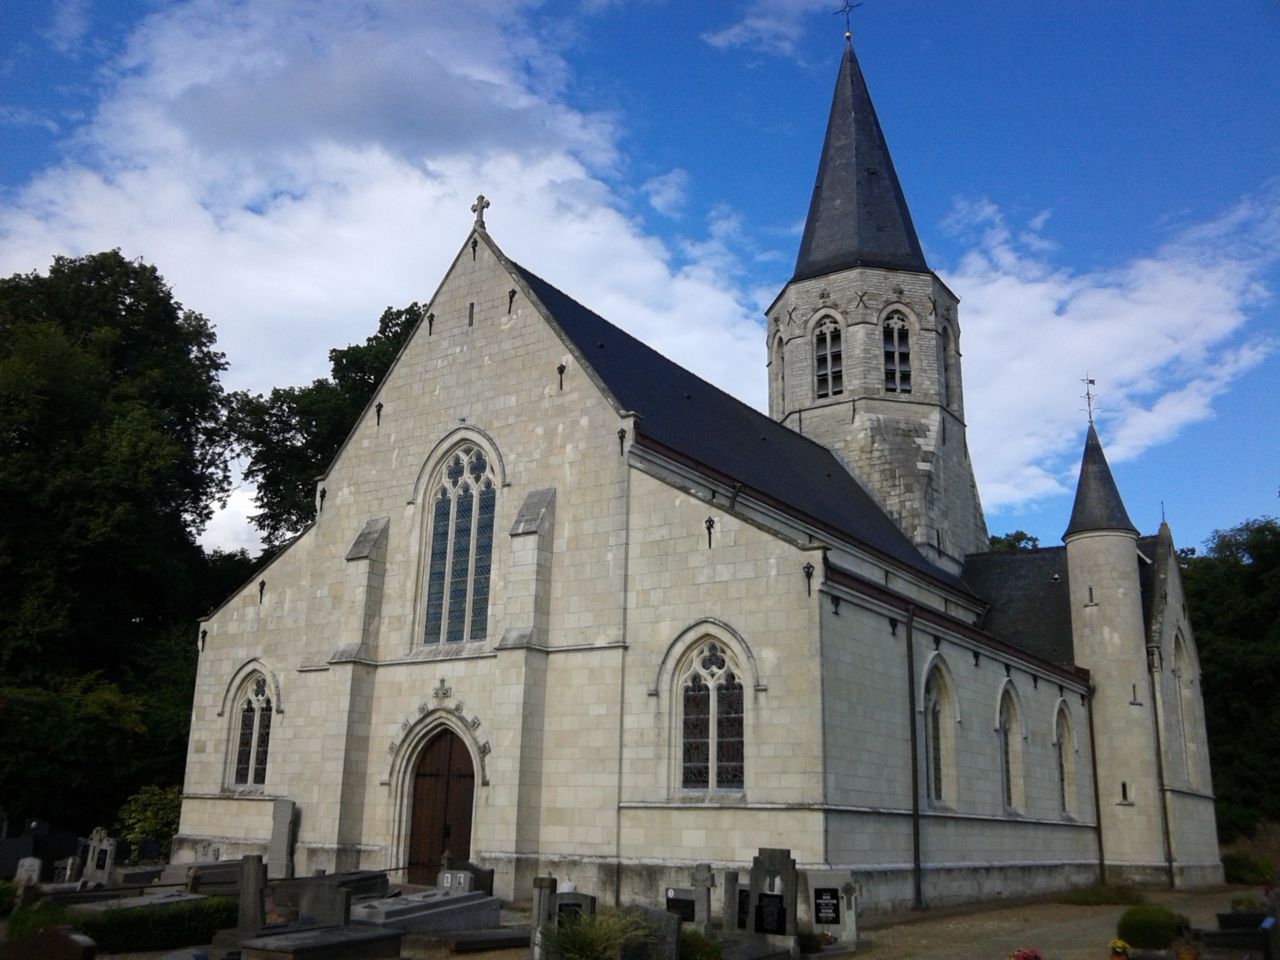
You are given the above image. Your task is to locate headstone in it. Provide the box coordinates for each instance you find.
[298,881,351,927]
[81,829,115,885]
[238,854,267,936]
[14,856,41,886]
[454,860,496,896]
[268,798,295,880]
[438,869,474,895]
[52,856,81,884]
[723,870,743,930]
[746,848,798,959]
[805,870,858,948]
[663,886,695,922]
[620,906,680,960]
[691,863,715,937]
[555,891,597,925]
[0,924,97,960]
[530,874,557,960]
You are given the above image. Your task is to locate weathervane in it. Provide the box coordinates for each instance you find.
[833,1,863,40]
[1081,374,1097,424]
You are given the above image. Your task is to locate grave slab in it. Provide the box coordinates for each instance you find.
[354,889,501,933]
[239,924,402,960]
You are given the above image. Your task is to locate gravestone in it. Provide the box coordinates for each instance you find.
[53,856,82,884]
[238,854,267,937]
[806,871,858,948]
[530,875,557,960]
[663,886,694,922]
[620,906,680,960]
[14,856,41,886]
[453,860,495,896]
[746,848,798,958]
[690,863,715,937]
[438,868,474,896]
[0,924,97,960]
[298,881,350,927]
[555,891,597,925]
[267,798,296,880]
[82,829,115,885]
[723,870,745,931]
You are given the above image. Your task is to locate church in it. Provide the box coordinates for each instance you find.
[175,39,1223,912]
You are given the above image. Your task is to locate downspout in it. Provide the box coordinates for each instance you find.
[1145,646,1176,888]
[903,605,923,909]
[1085,684,1106,885]
[613,423,633,908]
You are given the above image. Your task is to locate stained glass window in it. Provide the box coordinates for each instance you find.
[925,673,944,802]
[814,319,843,399]
[884,312,911,393]
[423,444,497,644]
[999,693,1016,809]
[680,642,745,791]
[232,676,272,787]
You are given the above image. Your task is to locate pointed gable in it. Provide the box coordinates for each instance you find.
[1063,423,1138,539]
[792,42,929,283]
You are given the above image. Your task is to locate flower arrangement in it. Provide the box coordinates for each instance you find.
[1109,940,1131,958]
[1009,950,1042,960]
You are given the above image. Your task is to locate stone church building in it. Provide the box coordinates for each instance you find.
[175,40,1222,910]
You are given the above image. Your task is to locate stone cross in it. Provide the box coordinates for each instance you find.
[472,194,491,229]
[690,863,715,937]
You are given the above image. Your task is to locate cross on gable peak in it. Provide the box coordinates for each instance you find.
[471,194,491,229]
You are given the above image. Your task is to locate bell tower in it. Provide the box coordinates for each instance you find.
[766,39,987,570]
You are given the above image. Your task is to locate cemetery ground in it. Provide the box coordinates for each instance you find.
[0,883,1253,960]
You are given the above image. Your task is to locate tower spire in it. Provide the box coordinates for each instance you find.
[792,41,928,283]
[1063,423,1138,540]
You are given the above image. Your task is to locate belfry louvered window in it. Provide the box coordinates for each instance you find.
[884,312,911,393]
[233,676,272,786]
[424,444,496,644]
[814,318,843,399]
[680,642,745,790]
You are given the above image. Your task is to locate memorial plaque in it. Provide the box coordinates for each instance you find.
[664,893,695,922]
[754,893,785,935]
[814,888,840,925]
[736,889,749,930]
[558,901,584,923]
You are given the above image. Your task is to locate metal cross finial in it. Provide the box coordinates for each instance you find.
[1081,374,1097,424]
[833,1,863,39]
[471,194,490,229]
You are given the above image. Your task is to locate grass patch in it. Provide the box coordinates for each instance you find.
[679,927,721,960]
[0,879,16,917]
[6,897,236,953]
[1056,885,1147,906]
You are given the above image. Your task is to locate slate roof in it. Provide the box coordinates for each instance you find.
[1063,423,1138,539]
[962,548,1075,665]
[512,262,965,590]
[792,42,929,282]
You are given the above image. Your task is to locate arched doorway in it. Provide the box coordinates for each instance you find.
[408,729,475,884]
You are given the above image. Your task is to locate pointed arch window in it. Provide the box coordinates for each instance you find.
[773,334,786,411]
[1054,706,1077,816]
[424,444,496,644]
[923,665,955,806]
[814,318,843,399]
[680,642,745,791]
[997,688,1024,811]
[884,312,911,394]
[233,676,272,786]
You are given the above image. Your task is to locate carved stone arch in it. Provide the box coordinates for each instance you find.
[649,618,765,697]
[386,707,489,879]
[1051,698,1077,750]
[217,658,284,717]
[410,427,508,505]
[803,307,846,337]
[993,677,1027,739]
[876,301,919,327]
[918,651,961,723]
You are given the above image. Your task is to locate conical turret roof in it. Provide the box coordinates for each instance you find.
[792,41,929,283]
[1063,423,1138,539]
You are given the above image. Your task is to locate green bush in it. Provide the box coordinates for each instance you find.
[679,927,721,960]
[1056,884,1147,906]
[542,910,654,960]
[7,897,236,953]
[1116,905,1180,950]
[1222,851,1275,885]
[115,784,183,855]
[0,879,16,917]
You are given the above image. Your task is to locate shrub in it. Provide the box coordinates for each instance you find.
[115,784,183,856]
[1116,905,1180,949]
[1057,884,1146,906]
[1222,851,1275,885]
[7,897,236,953]
[0,879,16,917]
[796,932,825,954]
[679,927,721,960]
[1231,895,1264,911]
[542,910,654,960]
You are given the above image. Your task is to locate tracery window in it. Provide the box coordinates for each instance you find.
[680,642,744,791]
[923,666,954,805]
[884,312,911,393]
[424,444,496,644]
[233,676,272,786]
[814,319,843,399]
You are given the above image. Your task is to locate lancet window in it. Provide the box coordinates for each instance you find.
[680,642,745,791]
[884,312,911,393]
[814,318,843,399]
[1055,705,1077,816]
[233,676,272,786]
[424,444,496,644]
[923,666,954,805]
[997,688,1024,811]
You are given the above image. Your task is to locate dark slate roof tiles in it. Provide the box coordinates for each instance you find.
[962,548,1075,665]
[1063,423,1138,539]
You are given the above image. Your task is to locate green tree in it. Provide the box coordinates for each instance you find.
[1180,516,1280,840]
[232,303,421,546]
[0,251,233,829]
[988,530,1041,553]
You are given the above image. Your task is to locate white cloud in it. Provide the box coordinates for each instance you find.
[641,168,689,218]
[702,0,829,56]
[948,192,1279,511]
[45,0,92,54]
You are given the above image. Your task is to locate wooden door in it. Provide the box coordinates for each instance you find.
[408,730,475,884]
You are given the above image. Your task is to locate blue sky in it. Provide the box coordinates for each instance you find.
[2,0,1277,555]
